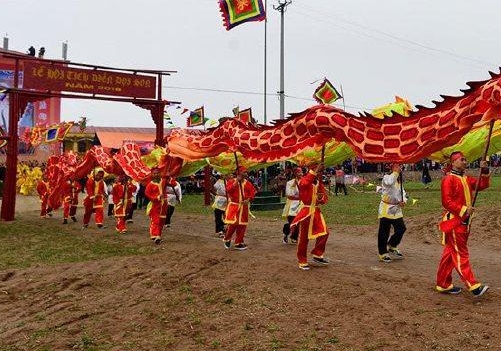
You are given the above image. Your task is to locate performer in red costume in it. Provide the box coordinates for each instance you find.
[112,176,130,234]
[223,166,256,250]
[145,168,167,244]
[36,174,53,218]
[62,178,81,224]
[290,164,330,271]
[82,168,106,229]
[436,151,490,297]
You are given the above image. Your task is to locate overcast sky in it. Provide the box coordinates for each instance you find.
[2,0,500,128]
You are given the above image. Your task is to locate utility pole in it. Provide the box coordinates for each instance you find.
[274,0,292,120]
[62,41,68,61]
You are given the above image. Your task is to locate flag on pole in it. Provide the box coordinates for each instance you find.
[232,105,240,116]
[45,126,59,143]
[313,78,342,105]
[187,106,205,127]
[207,119,219,127]
[236,107,253,125]
[219,0,266,31]
[56,122,74,141]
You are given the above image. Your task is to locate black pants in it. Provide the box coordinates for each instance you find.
[282,215,299,241]
[165,205,175,225]
[126,203,136,221]
[335,183,347,195]
[136,195,145,209]
[377,217,406,255]
[107,204,114,217]
[214,208,225,233]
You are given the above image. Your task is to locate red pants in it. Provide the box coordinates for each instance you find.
[436,225,480,291]
[224,224,247,245]
[296,220,329,265]
[149,214,165,239]
[83,205,104,226]
[115,216,126,233]
[63,202,77,219]
[40,197,51,217]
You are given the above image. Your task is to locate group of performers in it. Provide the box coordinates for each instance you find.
[274,152,490,297]
[34,149,491,297]
[36,167,182,244]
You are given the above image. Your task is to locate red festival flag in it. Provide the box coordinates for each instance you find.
[313,78,342,105]
[187,106,205,127]
[219,0,266,31]
[57,122,74,141]
[237,107,253,125]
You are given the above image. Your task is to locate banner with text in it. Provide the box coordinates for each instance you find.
[22,62,157,99]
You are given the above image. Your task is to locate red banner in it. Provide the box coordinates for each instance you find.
[23,62,157,99]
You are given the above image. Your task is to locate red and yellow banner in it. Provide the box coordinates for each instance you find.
[23,62,157,99]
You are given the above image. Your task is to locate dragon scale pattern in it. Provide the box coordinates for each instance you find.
[167,71,501,163]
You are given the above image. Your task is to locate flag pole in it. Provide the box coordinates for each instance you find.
[233,151,244,199]
[262,0,268,191]
[468,119,495,233]
[472,119,495,207]
[340,84,346,112]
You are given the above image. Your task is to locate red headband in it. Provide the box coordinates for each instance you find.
[450,152,465,162]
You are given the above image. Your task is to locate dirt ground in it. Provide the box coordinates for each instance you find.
[1,196,500,350]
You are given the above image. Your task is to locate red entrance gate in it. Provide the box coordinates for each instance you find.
[0,52,177,221]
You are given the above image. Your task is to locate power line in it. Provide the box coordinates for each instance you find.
[163,85,268,96]
[163,85,373,111]
[294,3,496,69]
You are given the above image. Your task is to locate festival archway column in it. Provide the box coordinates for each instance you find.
[1,91,19,221]
[1,91,49,221]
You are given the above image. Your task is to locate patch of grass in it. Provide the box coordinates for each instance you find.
[223,297,234,304]
[267,323,280,333]
[71,334,97,351]
[179,284,192,293]
[327,336,340,344]
[177,175,501,225]
[211,339,221,349]
[270,337,283,350]
[0,214,156,270]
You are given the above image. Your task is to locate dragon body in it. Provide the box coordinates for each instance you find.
[167,70,501,164]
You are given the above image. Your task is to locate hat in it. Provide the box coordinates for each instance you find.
[450,151,465,162]
[236,166,247,174]
[94,167,104,174]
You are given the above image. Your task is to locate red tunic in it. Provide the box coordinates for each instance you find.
[62,180,80,219]
[224,178,256,225]
[291,170,329,239]
[36,180,51,217]
[439,171,490,234]
[112,183,127,217]
[145,179,168,238]
[84,177,106,209]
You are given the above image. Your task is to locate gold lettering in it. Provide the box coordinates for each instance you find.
[91,72,113,85]
[32,66,46,78]
[47,68,65,80]
[67,70,89,82]
[133,78,152,88]
[115,76,131,87]
[97,85,122,92]
[65,82,94,90]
